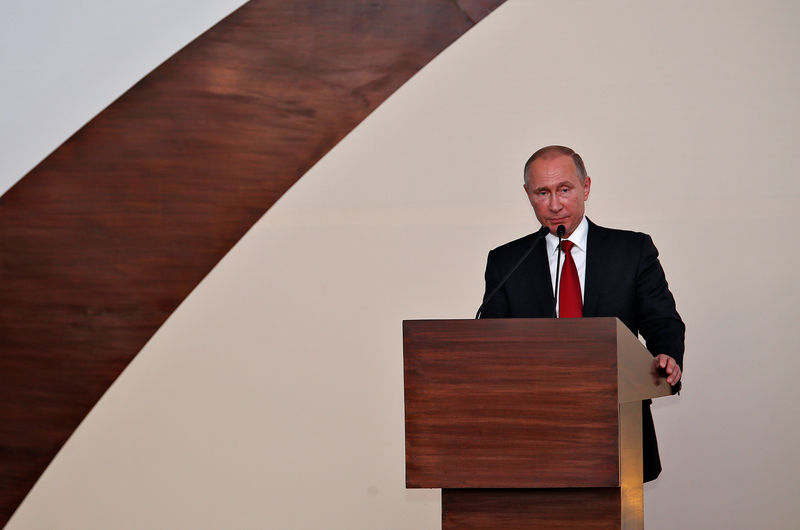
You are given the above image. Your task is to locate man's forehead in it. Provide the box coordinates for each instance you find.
[530,156,580,180]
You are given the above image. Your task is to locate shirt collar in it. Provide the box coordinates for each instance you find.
[545,216,588,256]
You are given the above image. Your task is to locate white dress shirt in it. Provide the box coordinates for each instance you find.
[544,216,588,316]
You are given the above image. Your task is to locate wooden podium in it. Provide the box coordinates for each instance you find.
[402,318,671,529]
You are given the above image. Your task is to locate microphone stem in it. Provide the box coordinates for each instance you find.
[553,233,562,318]
[552,224,566,318]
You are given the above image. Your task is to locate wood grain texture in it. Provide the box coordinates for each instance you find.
[442,488,622,530]
[0,0,505,524]
[403,318,621,488]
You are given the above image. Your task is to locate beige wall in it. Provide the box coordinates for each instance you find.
[9,1,800,528]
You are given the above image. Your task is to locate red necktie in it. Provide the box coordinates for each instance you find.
[559,240,582,318]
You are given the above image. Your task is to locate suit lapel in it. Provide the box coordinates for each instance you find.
[583,219,608,318]
[519,236,554,317]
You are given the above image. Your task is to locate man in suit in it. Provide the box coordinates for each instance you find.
[480,145,684,482]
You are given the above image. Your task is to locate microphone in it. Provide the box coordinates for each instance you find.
[552,224,566,318]
[476,225,548,318]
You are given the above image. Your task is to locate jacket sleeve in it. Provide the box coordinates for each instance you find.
[635,234,686,370]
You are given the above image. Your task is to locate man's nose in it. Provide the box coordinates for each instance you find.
[548,195,561,211]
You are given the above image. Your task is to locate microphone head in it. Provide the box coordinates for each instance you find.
[556,225,566,237]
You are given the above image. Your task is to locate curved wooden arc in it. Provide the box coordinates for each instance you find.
[0,0,504,524]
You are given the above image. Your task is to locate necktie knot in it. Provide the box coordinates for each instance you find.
[561,240,574,253]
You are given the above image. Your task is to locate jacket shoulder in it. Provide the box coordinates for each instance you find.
[488,232,542,261]
[589,221,654,247]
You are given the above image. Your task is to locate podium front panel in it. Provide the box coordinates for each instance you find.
[404,318,621,488]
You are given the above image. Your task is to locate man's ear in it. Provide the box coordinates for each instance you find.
[583,176,591,200]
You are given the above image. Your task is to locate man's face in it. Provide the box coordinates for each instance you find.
[523,154,591,237]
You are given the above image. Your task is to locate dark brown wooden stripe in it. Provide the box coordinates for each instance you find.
[0,0,505,523]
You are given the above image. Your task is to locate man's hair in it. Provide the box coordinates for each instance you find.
[523,145,587,185]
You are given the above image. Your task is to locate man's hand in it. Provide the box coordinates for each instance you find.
[653,354,682,386]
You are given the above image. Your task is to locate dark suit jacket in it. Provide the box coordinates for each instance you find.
[481,219,685,482]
